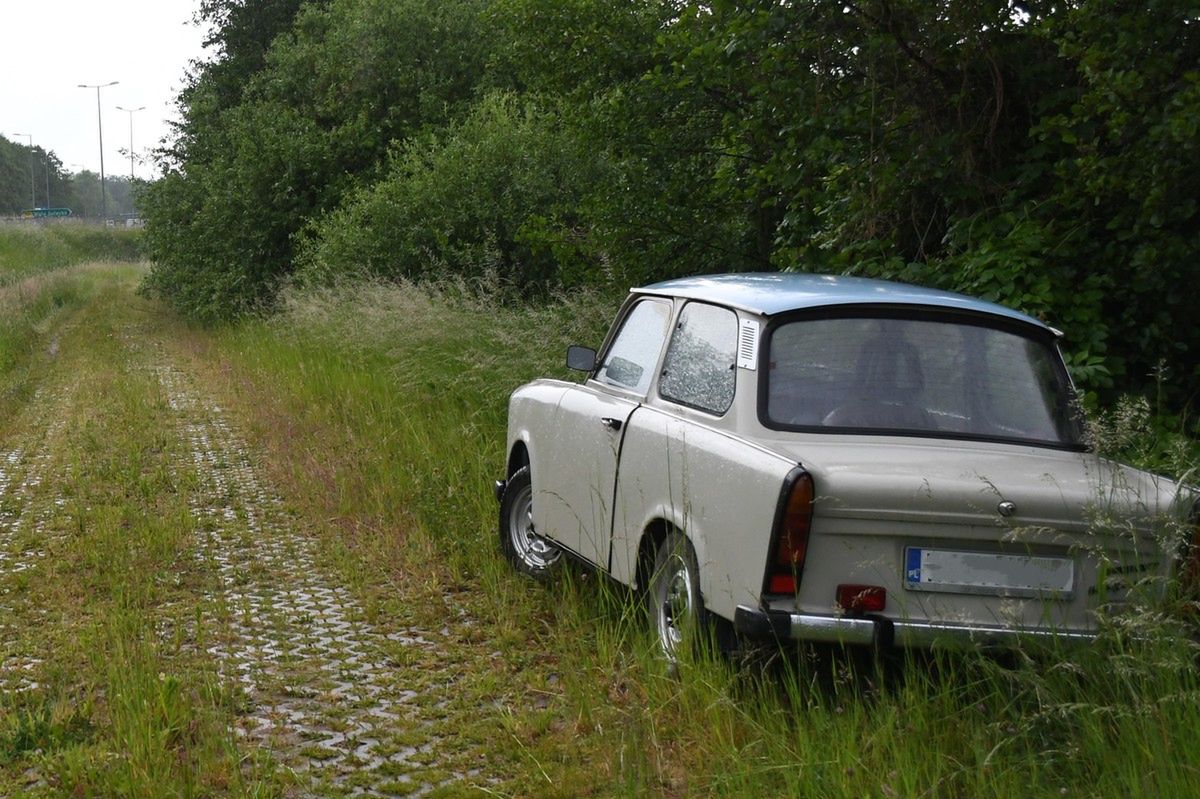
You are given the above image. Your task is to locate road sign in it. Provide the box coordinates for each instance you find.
[31,208,72,218]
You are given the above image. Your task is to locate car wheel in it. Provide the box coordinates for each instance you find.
[648,531,709,663]
[499,466,562,580]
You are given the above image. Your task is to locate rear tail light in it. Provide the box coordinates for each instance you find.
[836,584,887,613]
[764,469,814,597]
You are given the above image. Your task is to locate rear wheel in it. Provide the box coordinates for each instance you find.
[648,531,709,663]
[499,466,562,580]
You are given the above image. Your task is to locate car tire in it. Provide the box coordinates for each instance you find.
[499,466,562,580]
[648,531,713,664]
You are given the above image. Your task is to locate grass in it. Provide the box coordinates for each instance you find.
[0,266,103,423]
[0,224,147,421]
[0,245,1196,795]
[0,223,143,285]
[0,267,276,796]
[179,277,1200,797]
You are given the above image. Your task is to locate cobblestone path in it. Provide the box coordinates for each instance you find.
[0,302,487,797]
[0,385,61,697]
[148,353,456,797]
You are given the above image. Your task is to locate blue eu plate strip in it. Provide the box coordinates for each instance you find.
[905,548,922,585]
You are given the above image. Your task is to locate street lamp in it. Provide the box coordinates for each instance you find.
[42,152,51,209]
[11,132,35,211]
[78,80,119,220]
[115,106,145,184]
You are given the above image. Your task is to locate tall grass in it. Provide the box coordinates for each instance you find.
[0,223,143,284]
[206,279,1200,797]
[0,266,130,420]
[0,224,144,415]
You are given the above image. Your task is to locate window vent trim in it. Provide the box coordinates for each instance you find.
[737,319,759,371]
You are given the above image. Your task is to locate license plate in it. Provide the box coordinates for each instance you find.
[904,547,1075,599]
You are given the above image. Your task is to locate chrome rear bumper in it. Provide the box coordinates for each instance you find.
[734,605,1097,649]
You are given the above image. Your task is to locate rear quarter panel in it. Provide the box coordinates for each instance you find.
[610,405,795,623]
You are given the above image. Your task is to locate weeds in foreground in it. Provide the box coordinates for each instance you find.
[192,277,1200,797]
[1087,392,1199,483]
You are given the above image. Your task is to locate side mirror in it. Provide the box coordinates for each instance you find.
[566,345,597,372]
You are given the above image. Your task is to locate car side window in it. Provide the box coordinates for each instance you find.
[596,298,672,395]
[660,302,738,415]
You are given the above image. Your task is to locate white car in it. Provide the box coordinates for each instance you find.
[495,273,1196,658]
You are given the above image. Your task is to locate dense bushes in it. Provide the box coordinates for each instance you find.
[142,0,1199,412]
[296,94,606,292]
[142,0,493,319]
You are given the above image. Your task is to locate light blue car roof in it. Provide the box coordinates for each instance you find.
[633,272,1051,331]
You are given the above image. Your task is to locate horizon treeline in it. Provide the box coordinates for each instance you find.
[140,0,1199,412]
[0,135,142,219]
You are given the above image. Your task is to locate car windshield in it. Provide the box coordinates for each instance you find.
[765,313,1085,447]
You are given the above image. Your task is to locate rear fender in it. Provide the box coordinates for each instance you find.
[621,507,690,590]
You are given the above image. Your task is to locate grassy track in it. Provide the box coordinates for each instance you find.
[0,266,260,795]
[0,225,145,420]
[0,269,1197,797]
[0,270,497,796]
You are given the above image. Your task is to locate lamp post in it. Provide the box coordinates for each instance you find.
[43,153,51,209]
[115,106,145,186]
[11,133,35,211]
[77,81,119,220]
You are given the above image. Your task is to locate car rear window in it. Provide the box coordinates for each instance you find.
[765,313,1085,447]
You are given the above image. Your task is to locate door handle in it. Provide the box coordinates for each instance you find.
[600,417,623,431]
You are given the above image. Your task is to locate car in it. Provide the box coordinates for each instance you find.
[494,272,1197,660]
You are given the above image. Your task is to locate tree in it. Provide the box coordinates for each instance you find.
[0,136,72,215]
[143,0,496,320]
[143,0,1200,410]
[67,172,138,219]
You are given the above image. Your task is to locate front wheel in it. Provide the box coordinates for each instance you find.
[499,466,562,580]
[648,531,709,663]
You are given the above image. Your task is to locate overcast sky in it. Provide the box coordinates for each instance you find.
[0,0,211,179]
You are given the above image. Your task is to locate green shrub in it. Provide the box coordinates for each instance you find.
[140,0,495,323]
[141,102,335,321]
[296,93,607,294]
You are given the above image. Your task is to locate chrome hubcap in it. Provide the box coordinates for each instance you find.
[656,553,693,656]
[507,483,560,570]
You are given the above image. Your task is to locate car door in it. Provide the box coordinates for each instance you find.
[534,297,673,568]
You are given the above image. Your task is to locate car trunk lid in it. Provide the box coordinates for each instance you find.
[760,435,1180,537]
